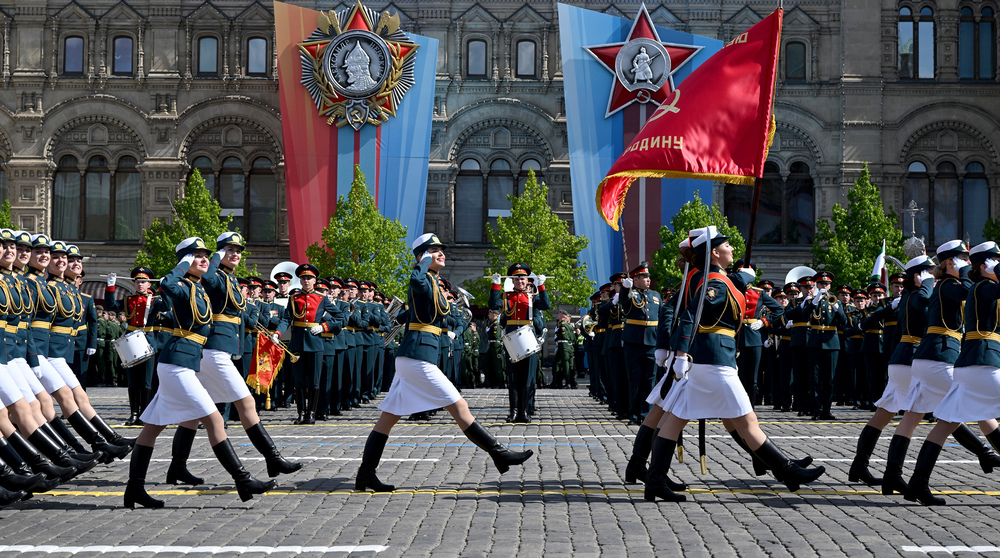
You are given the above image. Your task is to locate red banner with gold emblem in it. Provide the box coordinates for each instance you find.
[596,9,783,229]
[248,332,286,396]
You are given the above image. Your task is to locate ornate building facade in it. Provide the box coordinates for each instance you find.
[0,0,997,287]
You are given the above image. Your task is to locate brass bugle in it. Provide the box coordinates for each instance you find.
[826,295,838,304]
[256,325,300,363]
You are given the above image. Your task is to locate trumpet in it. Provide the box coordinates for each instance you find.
[255,325,300,363]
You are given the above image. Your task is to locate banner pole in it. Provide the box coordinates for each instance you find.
[743,177,763,263]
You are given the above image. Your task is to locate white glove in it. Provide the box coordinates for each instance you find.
[612,293,619,304]
[917,270,934,283]
[491,273,502,285]
[420,251,433,263]
[448,331,456,340]
[180,254,196,266]
[986,258,999,274]
[654,348,670,367]
[86,348,96,356]
[270,334,280,345]
[800,300,807,308]
[891,297,901,310]
[588,332,595,338]
[671,355,689,376]
[749,320,764,331]
[952,256,969,271]
[832,302,840,312]
[812,291,823,305]
[764,339,773,348]
[739,267,755,277]
[784,320,793,329]
[535,274,546,286]
[106,273,116,287]
[232,354,242,361]
[216,249,227,260]
[622,277,633,289]
[309,325,323,335]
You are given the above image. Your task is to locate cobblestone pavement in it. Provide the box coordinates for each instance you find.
[2,385,1000,557]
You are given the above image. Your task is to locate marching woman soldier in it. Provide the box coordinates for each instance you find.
[904,241,1000,505]
[166,232,303,486]
[104,266,159,424]
[125,237,277,508]
[847,256,934,486]
[356,234,534,492]
[880,240,1000,495]
[647,226,826,502]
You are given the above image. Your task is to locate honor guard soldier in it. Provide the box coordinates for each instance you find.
[804,271,846,420]
[772,285,795,411]
[620,262,660,424]
[734,259,782,406]
[786,275,815,415]
[276,264,344,424]
[602,273,628,420]
[840,285,864,408]
[483,309,506,389]
[758,279,778,405]
[859,284,890,411]
[463,321,481,388]
[592,285,612,403]
[551,310,574,389]
[104,266,158,424]
[326,277,352,415]
[488,263,550,423]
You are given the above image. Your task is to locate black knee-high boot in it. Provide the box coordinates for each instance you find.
[212,439,277,502]
[0,437,57,493]
[246,422,303,477]
[355,431,395,492]
[0,483,25,507]
[46,418,91,456]
[165,426,204,486]
[463,421,534,474]
[643,436,685,502]
[39,421,103,462]
[904,441,946,505]
[752,438,826,492]
[124,444,164,509]
[4,431,76,482]
[90,414,136,448]
[67,411,130,460]
[729,429,813,477]
[625,424,654,483]
[952,423,1000,473]
[0,448,45,494]
[0,436,35,477]
[125,386,139,426]
[848,425,884,486]
[881,434,910,495]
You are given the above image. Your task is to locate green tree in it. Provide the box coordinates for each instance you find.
[811,163,905,288]
[135,169,256,277]
[465,170,594,312]
[0,200,12,229]
[650,191,745,289]
[983,218,1000,243]
[306,165,411,299]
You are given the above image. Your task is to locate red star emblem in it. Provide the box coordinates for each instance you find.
[585,5,702,118]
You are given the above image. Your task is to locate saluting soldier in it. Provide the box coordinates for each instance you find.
[619,262,660,424]
[104,266,159,424]
[803,271,847,420]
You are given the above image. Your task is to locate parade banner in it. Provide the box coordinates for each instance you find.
[248,332,285,399]
[596,9,783,229]
[559,4,722,285]
[275,1,437,261]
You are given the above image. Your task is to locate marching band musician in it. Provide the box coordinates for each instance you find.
[342,278,366,410]
[104,265,158,424]
[275,263,344,425]
[772,284,797,412]
[733,259,782,408]
[483,309,505,390]
[356,234,533,492]
[605,273,627,421]
[317,278,343,419]
[843,288,867,410]
[860,282,890,411]
[551,311,575,389]
[804,271,846,421]
[785,275,815,415]
[648,226,825,502]
[125,237,277,508]
[904,241,1000,505]
[880,240,1000,495]
[619,262,661,425]
[258,279,282,410]
[848,255,935,487]
[488,263,550,424]
[326,277,352,416]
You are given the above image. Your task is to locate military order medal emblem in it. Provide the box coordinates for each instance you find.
[298,0,418,130]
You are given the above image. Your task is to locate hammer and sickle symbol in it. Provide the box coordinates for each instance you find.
[646,88,682,124]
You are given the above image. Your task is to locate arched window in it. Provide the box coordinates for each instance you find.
[53,156,81,239]
[246,37,267,76]
[899,7,935,79]
[933,162,959,244]
[756,162,783,245]
[487,159,514,232]
[115,156,141,240]
[959,7,995,79]
[516,40,536,78]
[786,162,815,245]
[248,157,276,241]
[198,36,219,76]
[190,156,216,196]
[785,41,806,81]
[903,161,930,238]
[964,162,990,244]
[455,159,484,243]
[723,161,814,245]
[518,159,542,191]
[83,156,111,240]
[112,36,133,75]
[64,36,84,74]
[218,157,245,232]
[467,40,487,77]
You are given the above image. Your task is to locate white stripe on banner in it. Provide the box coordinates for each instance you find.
[902,545,1000,554]
[0,546,389,555]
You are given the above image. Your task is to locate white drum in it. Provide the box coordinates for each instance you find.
[502,325,540,363]
[114,330,155,368]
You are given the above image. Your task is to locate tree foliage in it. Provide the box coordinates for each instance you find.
[983,218,1000,244]
[650,191,745,289]
[135,169,256,277]
[465,170,594,312]
[306,165,411,299]
[811,163,905,288]
[0,200,12,229]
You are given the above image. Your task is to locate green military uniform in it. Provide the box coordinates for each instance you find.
[620,263,661,423]
[483,318,505,388]
[95,315,109,385]
[552,319,576,388]
[462,326,480,388]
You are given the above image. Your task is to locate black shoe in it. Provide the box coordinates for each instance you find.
[246,423,303,478]
[355,432,395,492]
[6,432,75,482]
[38,422,105,463]
[165,426,205,486]
[0,485,27,507]
[463,422,534,474]
[0,459,46,494]
[26,430,98,479]
[513,411,530,424]
[817,413,837,421]
[356,467,395,492]
[644,437,685,502]
[124,444,164,509]
[212,439,278,502]
[125,413,137,427]
[881,435,911,496]
[952,423,1000,473]
[67,411,130,461]
[848,425,883,486]
[90,415,136,448]
[752,438,825,492]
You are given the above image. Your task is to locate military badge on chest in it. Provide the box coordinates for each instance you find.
[706,288,718,301]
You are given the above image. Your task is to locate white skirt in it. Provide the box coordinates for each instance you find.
[379,356,461,416]
[658,364,752,420]
[6,359,38,402]
[934,365,1000,423]
[875,364,913,413]
[0,364,25,407]
[902,358,954,414]
[140,362,219,425]
[33,355,69,393]
[47,357,82,390]
[198,349,252,404]
[646,371,682,407]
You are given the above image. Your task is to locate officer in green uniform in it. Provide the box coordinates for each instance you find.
[462,322,480,388]
[483,310,505,389]
[804,271,847,420]
[620,262,661,424]
[602,273,627,420]
[841,286,865,408]
[552,310,575,389]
